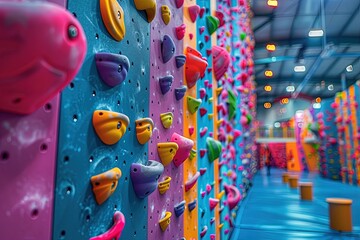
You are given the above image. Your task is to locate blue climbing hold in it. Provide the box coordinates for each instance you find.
[159,75,174,95]
[175,85,187,101]
[175,54,186,68]
[161,34,176,63]
[188,199,197,212]
[174,200,186,217]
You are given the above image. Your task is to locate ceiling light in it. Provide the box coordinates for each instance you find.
[346,65,353,72]
[274,122,280,128]
[328,84,334,91]
[264,70,273,78]
[294,65,306,72]
[286,85,295,92]
[267,0,278,7]
[264,85,272,92]
[264,102,272,109]
[271,57,277,62]
[313,103,321,109]
[281,98,289,104]
[315,97,321,103]
[266,44,276,52]
[308,29,324,37]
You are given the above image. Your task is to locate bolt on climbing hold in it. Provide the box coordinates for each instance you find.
[91,167,122,205]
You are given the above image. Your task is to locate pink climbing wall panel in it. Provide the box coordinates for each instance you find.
[0,1,64,239]
[148,1,184,238]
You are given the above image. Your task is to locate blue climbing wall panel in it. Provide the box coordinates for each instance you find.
[196,0,216,238]
[53,1,150,239]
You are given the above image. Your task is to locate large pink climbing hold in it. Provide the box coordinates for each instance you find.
[215,10,225,27]
[175,0,184,8]
[90,211,125,240]
[188,5,200,22]
[224,184,241,210]
[212,46,230,81]
[185,171,200,191]
[171,132,194,167]
[175,24,186,40]
[0,2,87,114]
[185,47,208,89]
[209,198,219,210]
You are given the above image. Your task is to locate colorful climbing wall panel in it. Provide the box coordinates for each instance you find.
[52,1,150,239]
[147,1,184,238]
[300,109,319,171]
[285,142,301,171]
[352,84,360,185]
[294,114,307,171]
[0,1,64,239]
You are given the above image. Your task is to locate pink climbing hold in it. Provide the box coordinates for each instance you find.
[212,46,230,81]
[200,127,208,137]
[175,24,186,40]
[200,149,207,158]
[209,198,219,210]
[189,33,194,40]
[199,168,207,175]
[210,234,216,240]
[188,126,195,136]
[215,11,225,27]
[206,184,212,193]
[206,49,212,56]
[201,191,206,198]
[224,184,241,210]
[205,35,210,42]
[233,129,242,140]
[199,108,207,117]
[199,26,205,34]
[175,0,184,8]
[90,211,125,240]
[171,132,194,167]
[200,226,208,238]
[200,88,206,99]
[188,5,200,22]
[185,171,200,191]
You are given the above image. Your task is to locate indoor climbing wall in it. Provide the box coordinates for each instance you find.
[147,1,185,239]
[294,114,307,171]
[52,1,151,239]
[0,1,65,240]
[352,83,360,185]
[300,109,319,171]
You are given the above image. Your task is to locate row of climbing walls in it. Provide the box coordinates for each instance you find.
[0,0,257,239]
[308,82,360,186]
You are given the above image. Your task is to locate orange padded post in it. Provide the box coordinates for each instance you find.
[299,182,313,200]
[282,172,289,183]
[326,198,352,232]
[288,175,299,188]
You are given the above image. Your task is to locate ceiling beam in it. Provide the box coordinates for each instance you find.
[253,13,274,32]
[339,2,360,36]
[318,47,349,78]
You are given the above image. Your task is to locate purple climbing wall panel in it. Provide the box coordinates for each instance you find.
[0,1,64,239]
[148,1,184,238]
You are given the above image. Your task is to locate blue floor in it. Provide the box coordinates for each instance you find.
[231,168,360,240]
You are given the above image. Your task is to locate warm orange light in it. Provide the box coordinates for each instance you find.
[281,98,289,104]
[264,70,273,78]
[264,102,272,109]
[264,85,272,92]
[266,44,276,52]
[267,0,278,7]
[315,97,321,103]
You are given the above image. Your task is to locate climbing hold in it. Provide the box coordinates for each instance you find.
[199,26,205,34]
[199,41,204,50]
[160,112,174,129]
[188,5,200,22]
[208,113,213,120]
[240,32,246,41]
[216,87,223,96]
[217,190,225,200]
[187,96,202,114]
[95,53,130,87]
[200,208,205,218]
[185,47,208,88]
[207,137,222,162]
[199,149,207,158]
[174,200,186,217]
[218,223,224,229]
[188,200,197,212]
[212,46,230,81]
[188,126,195,136]
[175,0,184,8]
[200,226,208,238]
[130,160,164,198]
[209,198,219,210]
[175,24,186,40]
[201,191,206,198]
[171,133,194,167]
[134,0,156,23]
[206,184,212,193]
[205,35,210,42]
[157,142,179,166]
[100,0,126,41]
[161,5,171,25]
[89,211,125,240]
[199,168,207,175]
[135,118,154,144]
[185,171,200,191]
[206,16,220,35]
[0,2,87,115]
[162,34,176,63]
[91,167,122,205]
[210,218,215,224]
[199,7,205,18]
[175,85,187,100]
[199,88,206,99]
[189,148,197,160]
[189,33,194,40]
[227,90,236,120]
[199,108,208,117]
[159,212,172,231]
[93,110,130,145]
[200,127,208,137]
[224,184,241,210]
[175,55,186,68]
[158,176,172,194]
[215,11,225,27]
[159,75,174,95]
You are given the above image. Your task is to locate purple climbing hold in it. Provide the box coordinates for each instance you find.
[159,75,174,95]
[175,55,186,68]
[130,160,164,198]
[95,52,130,87]
[175,85,187,100]
[188,199,197,212]
[171,132,194,167]
[188,5,200,22]
[174,200,186,217]
[161,34,176,63]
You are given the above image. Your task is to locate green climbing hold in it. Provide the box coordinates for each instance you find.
[187,96,202,114]
[246,113,252,124]
[240,32,246,41]
[206,137,222,162]
[227,89,236,120]
[206,16,220,35]
[189,148,197,160]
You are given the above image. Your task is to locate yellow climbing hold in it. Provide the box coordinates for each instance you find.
[158,176,172,194]
[135,118,154,144]
[157,142,179,166]
[159,211,172,231]
[160,112,174,129]
[161,5,171,25]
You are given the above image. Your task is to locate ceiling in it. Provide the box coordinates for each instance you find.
[251,0,360,105]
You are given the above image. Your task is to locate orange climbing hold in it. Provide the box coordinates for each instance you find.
[90,167,122,205]
[100,0,126,41]
[135,118,154,144]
